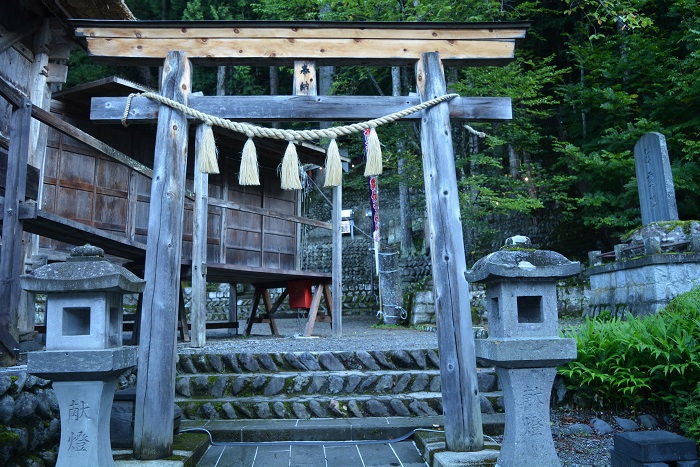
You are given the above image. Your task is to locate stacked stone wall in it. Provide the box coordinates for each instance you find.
[0,368,136,466]
[298,184,586,324]
[0,370,60,466]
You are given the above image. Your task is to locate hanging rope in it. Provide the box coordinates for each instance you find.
[122,91,459,186]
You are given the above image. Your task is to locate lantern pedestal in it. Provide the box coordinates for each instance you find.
[23,245,144,467]
[466,236,580,467]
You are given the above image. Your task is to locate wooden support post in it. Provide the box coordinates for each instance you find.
[228,283,238,336]
[0,98,31,366]
[416,52,483,452]
[133,51,191,460]
[191,124,209,347]
[331,184,342,337]
[244,288,263,336]
[303,284,325,336]
[178,286,190,342]
[262,290,280,336]
[19,18,52,336]
[322,283,333,318]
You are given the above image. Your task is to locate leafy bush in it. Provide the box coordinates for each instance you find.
[675,383,700,442]
[559,287,700,411]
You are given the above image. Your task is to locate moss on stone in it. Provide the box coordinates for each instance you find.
[0,429,20,444]
[621,220,699,242]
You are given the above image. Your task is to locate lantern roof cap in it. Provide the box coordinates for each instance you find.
[466,236,580,283]
[21,244,145,293]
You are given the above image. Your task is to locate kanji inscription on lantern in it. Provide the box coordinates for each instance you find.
[68,431,90,452]
[69,400,91,420]
[522,385,546,406]
[524,415,546,437]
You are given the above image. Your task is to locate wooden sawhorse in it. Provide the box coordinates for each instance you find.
[244,281,332,337]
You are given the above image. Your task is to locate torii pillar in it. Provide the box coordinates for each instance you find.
[418,52,483,452]
[133,51,190,460]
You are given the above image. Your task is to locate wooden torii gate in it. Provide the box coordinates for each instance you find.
[72,20,529,459]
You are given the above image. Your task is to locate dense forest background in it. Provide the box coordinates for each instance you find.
[67,0,700,263]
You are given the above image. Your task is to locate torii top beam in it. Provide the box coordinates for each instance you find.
[70,20,530,67]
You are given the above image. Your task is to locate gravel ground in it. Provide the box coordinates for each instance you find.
[177,315,439,354]
[550,408,682,467]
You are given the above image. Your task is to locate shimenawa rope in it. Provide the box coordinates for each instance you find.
[121,92,458,188]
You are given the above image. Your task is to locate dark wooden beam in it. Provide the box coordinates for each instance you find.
[0,18,42,54]
[93,95,512,124]
[0,98,32,364]
[1,201,148,262]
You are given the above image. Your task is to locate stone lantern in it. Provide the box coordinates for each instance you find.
[22,245,145,467]
[465,235,579,467]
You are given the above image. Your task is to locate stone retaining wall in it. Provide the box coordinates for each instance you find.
[0,368,136,466]
[0,370,59,466]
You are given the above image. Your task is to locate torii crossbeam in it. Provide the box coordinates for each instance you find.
[73,19,529,461]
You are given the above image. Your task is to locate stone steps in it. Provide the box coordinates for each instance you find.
[177,349,442,374]
[175,349,504,422]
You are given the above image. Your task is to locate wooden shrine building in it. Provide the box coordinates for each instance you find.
[0,6,529,461]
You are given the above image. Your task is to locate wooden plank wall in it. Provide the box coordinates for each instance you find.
[37,105,298,270]
[0,47,31,143]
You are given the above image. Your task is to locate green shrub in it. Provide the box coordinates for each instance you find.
[558,287,700,411]
[675,383,700,441]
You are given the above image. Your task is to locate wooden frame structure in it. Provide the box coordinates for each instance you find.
[0,17,529,460]
[67,19,529,460]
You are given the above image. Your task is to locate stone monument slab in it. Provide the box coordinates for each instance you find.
[634,132,678,225]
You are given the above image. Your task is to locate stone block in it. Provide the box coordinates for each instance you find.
[28,347,137,381]
[497,367,559,467]
[614,430,698,463]
[475,338,577,368]
[45,292,123,350]
[433,449,500,466]
[610,449,668,466]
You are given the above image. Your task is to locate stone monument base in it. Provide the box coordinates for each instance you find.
[433,449,500,466]
[587,253,700,317]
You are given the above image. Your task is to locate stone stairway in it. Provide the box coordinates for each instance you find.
[174,348,504,426]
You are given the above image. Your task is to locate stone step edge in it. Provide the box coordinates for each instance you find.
[175,391,503,404]
[177,368,444,378]
[178,392,444,420]
[180,413,506,442]
[177,392,504,421]
[175,370,444,399]
[178,350,498,375]
[177,349,446,375]
[175,372,499,400]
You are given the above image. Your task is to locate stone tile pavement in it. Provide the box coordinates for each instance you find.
[196,440,428,467]
[181,417,443,466]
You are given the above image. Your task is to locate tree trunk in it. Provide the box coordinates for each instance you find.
[508,145,520,179]
[216,66,226,96]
